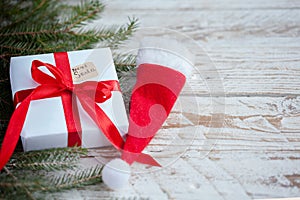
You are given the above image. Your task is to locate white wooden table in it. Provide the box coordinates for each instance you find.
[49,1,300,199]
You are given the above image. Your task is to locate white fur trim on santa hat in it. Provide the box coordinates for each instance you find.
[136,37,194,77]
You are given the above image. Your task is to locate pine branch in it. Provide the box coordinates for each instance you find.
[113,53,137,73]
[62,1,105,31]
[0,0,48,30]
[7,147,87,171]
[95,17,139,48]
[0,169,49,199]
[2,167,36,200]
[0,0,61,30]
[48,165,103,191]
[0,148,102,199]
[0,165,103,199]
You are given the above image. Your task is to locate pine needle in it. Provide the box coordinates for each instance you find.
[7,147,88,171]
[113,53,137,74]
[48,165,103,191]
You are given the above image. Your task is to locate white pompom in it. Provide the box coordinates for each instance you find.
[102,158,131,190]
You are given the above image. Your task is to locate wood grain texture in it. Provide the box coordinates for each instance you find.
[53,0,300,199]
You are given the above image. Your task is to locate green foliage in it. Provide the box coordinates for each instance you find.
[0,0,138,199]
[7,147,87,171]
[50,165,103,190]
[0,147,103,199]
[114,53,137,73]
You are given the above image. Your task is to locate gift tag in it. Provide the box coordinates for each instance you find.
[71,62,98,82]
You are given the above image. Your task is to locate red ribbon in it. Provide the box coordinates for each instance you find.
[54,52,82,146]
[0,53,125,170]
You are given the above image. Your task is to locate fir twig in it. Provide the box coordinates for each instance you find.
[62,1,105,31]
[48,165,103,191]
[0,165,104,196]
[7,147,87,171]
[0,148,103,198]
[113,53,136,73]
[3,167,35,200]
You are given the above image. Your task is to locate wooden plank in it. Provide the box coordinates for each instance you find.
[91,0,300,97]
[104,0,300,10]
[96,1,300,35]
[117,38,300,96]
[148,96,300,199]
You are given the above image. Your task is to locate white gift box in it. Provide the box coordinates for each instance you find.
[10,48,128,151]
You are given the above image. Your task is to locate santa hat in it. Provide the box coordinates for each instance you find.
[102,37,194,190]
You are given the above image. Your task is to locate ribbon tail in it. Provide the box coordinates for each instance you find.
[78,95,162,167]
[0,94,31,170]
[136,153,161,167]
[77,94,125,150]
